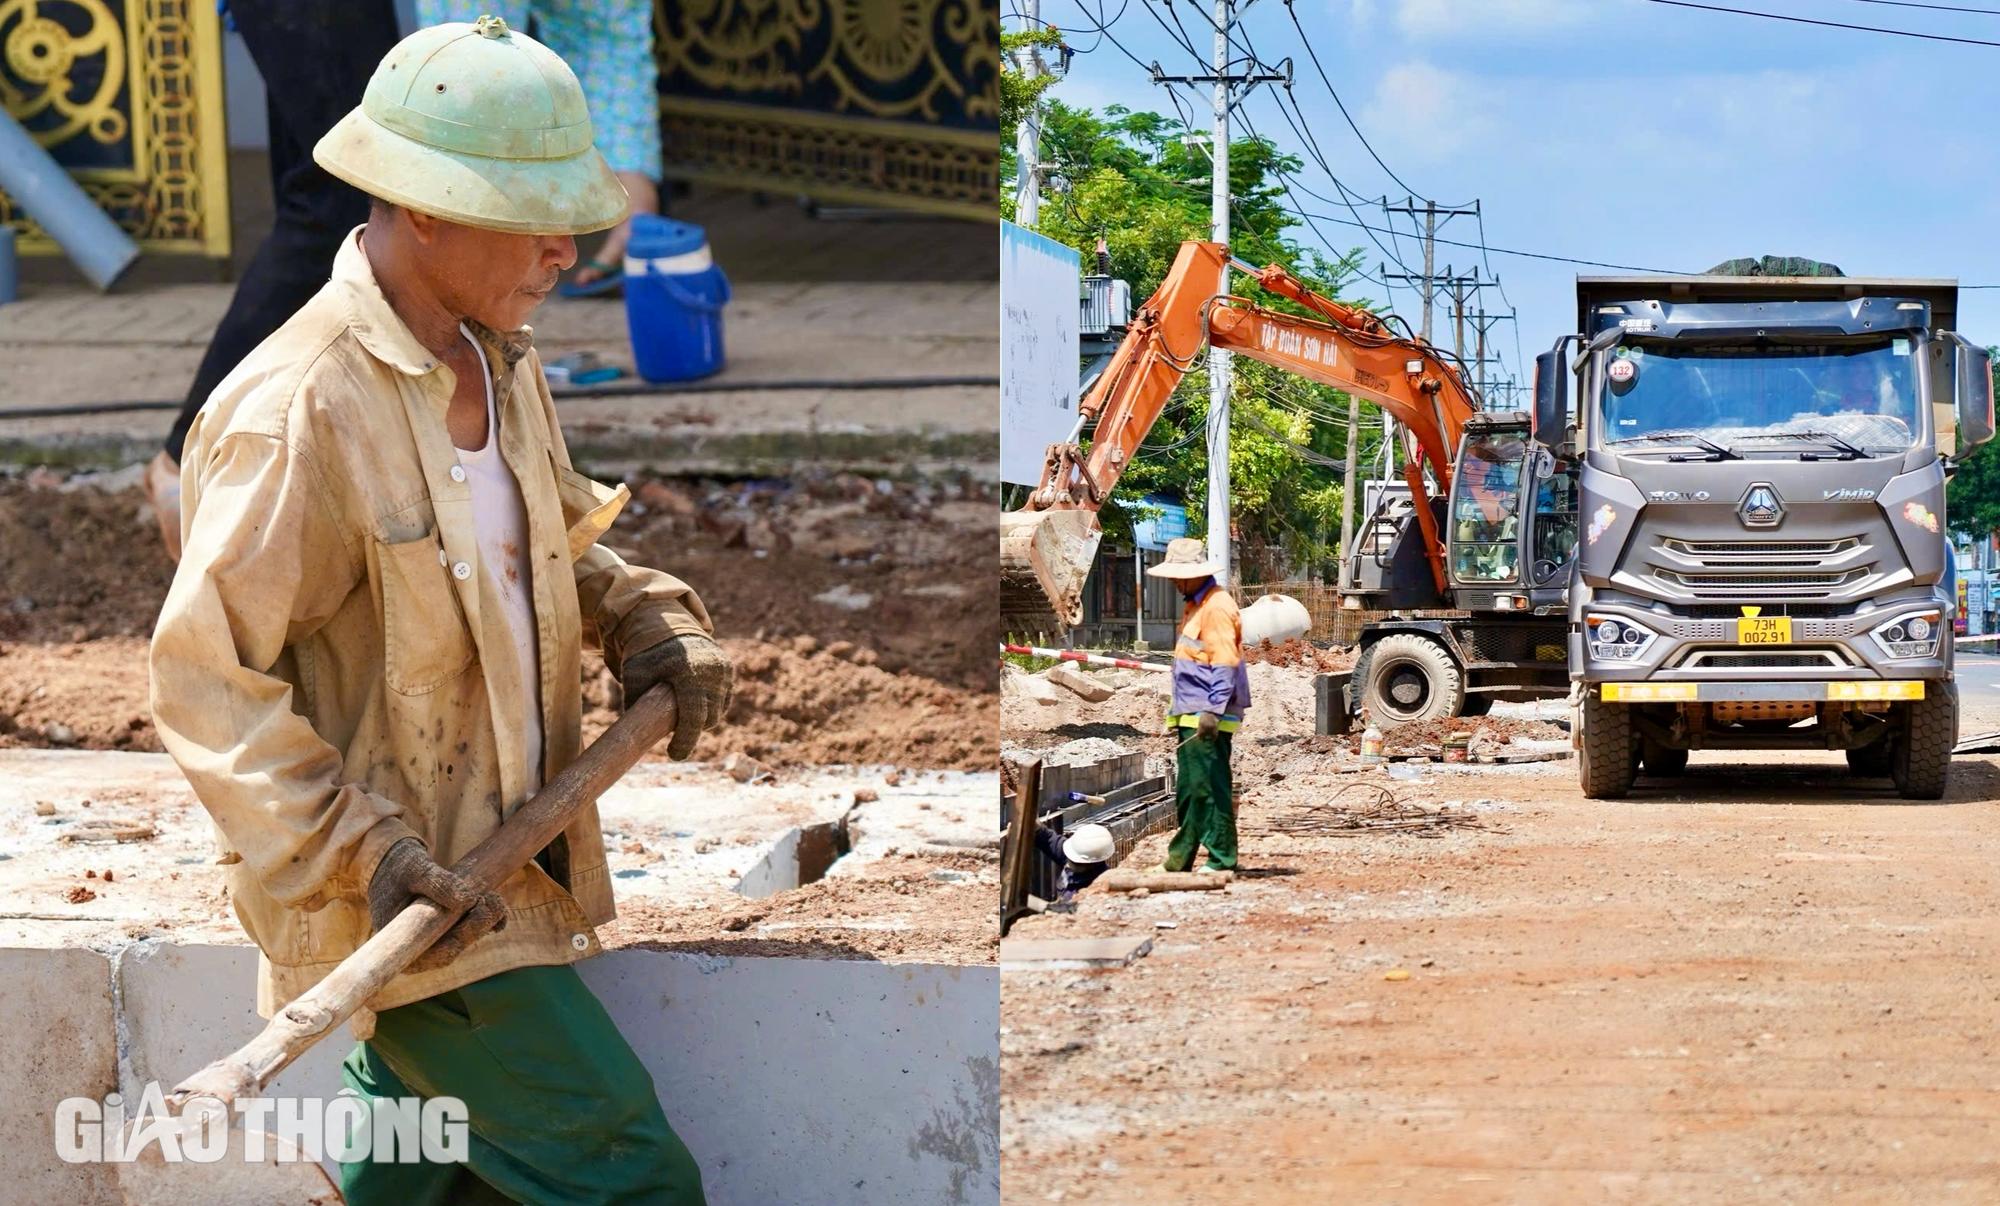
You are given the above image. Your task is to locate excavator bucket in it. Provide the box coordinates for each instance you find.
[999,509,1102,638]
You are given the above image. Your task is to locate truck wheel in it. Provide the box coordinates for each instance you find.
[1641,736,1688,777]
[1845,740,1891,778]
[1359,634,1465,725]
[1458,695,1494,718]
[1579,690,1637,799]
[1891,690,1954,801]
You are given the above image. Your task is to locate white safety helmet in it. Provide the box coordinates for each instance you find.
[1062,824,1116,865]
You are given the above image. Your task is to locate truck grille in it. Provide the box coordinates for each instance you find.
[1656,569,1864,597]
[1665,538,1854,560]
[1679,649,1849,670]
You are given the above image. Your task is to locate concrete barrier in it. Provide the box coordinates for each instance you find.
[0,943,998,1206]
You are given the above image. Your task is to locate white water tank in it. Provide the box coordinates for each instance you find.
[1241,594,1311,648]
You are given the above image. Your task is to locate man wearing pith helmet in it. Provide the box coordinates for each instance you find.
[1146,537,1251,873]
[148,16,725,1203]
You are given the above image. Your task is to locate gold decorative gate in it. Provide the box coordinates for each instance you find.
[653,0,1000,220]
[0,0,230,257]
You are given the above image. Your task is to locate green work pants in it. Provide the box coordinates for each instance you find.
[1165,728,1236,872]
[337,963,706,1206]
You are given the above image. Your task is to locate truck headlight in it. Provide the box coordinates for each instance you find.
[1587,614,1656,661]
[1870,610,1943,660]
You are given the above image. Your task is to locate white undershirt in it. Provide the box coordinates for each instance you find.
[456,325,543,788]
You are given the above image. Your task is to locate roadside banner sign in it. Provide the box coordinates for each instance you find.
[1001,221,1081,486]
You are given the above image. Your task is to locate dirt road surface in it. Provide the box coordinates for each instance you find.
[1003,655,2000,1204]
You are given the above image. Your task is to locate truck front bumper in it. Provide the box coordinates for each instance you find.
[1599,680,1928,703]
[1572,595,1952,688]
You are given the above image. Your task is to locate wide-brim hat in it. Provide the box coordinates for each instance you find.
[314,16,628,236]
[1145,536,1223,580]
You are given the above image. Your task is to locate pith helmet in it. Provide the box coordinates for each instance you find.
[1062,824,1116,865]
[313,15,627,235]
[1145,536,1223,580]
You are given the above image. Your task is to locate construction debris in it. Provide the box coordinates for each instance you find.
[56,817,157,843]
[999,935,1154,971]
[1254,784,1495,838]
[1099,870,1233,893]
[1047,664,1115,703]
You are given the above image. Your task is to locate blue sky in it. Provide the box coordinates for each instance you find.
[1027,0,2000,398]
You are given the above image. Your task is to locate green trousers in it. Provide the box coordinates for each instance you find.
[338,963,706,1206]
[1165,728,1236,872]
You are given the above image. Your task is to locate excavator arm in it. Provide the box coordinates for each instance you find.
[1001,239,1481,634]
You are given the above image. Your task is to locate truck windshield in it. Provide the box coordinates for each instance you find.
[1598,339,1921,454]
[1452,431,1525,583]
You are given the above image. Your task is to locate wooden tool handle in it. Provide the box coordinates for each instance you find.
[167,686,680,1108]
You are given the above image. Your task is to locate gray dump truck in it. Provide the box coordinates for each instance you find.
[1533,265,1995,799]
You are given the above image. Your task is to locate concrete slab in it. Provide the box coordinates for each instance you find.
[0,943,996,1205]
[113,942,349,1112]
[579,951,999,1206]
[0,947,122,1206]
[0,750,996,951]
[997,936,1154,971]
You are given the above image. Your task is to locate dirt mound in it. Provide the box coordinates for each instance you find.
[1364,715,1569,755]
[0,467,989,769]
[0,637,158,752]
[1245,638,1356,673]
[581,637,986,769]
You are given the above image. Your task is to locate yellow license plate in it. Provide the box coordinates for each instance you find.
[1737,617,1792,645]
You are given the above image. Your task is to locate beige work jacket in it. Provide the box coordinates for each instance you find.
[149,230,711,1021]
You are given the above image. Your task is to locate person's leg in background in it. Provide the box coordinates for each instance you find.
[144,0,399,558]
[536,0,663,292]
[416,0,662,294]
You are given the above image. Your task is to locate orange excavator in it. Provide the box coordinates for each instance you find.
[1000,239,1577,721]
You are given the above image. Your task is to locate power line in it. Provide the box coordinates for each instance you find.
[1842,0,2000,16]
[1279,0,1428,198]
[1640,0,2000,46]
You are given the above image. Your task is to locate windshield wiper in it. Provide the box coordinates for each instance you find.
[1607,430,1742,461]
[1761,430,1875,460]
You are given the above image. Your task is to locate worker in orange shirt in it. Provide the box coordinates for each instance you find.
[1146,537,1251,872]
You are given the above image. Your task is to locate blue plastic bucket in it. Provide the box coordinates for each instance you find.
[622,214,729,383]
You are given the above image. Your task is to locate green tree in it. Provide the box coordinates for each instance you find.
[1947,354,2000,539]
[999,29,1064,131]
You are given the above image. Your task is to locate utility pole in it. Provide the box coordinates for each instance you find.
[1150,17,1286,588]
[1011,0,1042,225]
[1337,388,1360,590]
[1470,302,1517,404]
[1382,199,1481,346]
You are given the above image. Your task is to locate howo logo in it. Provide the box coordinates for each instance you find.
[1646,490,1709,502]
[1739,483,1784,527]
[1823,487,1877,501]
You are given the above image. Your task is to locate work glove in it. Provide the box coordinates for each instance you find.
[620,633,735,760]
[368,838,508,973]
[1197,711,1221,740]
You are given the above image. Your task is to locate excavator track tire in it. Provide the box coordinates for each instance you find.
[1358,634,1465,725]
[1640,736,1688,778]
[1891,691,1954,801]
[1579,690,1637,799]
[1846,740,1892,778]
[1458,695,1494,718]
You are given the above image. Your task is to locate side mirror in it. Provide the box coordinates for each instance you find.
[1956,341,1995,452]
[1532,345,1569,452]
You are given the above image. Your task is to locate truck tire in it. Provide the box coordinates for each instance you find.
[1641,736,1688,777]
[1845,740,1891,778]
[1579,690,1637,799]
[1891,691,1954,801]
[1458,694,1494,718]
[1358,634,1465,725]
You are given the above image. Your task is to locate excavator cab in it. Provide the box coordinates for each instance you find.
[1443,412,1573,610]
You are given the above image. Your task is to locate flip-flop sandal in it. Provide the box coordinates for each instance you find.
[558,257,624,298]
